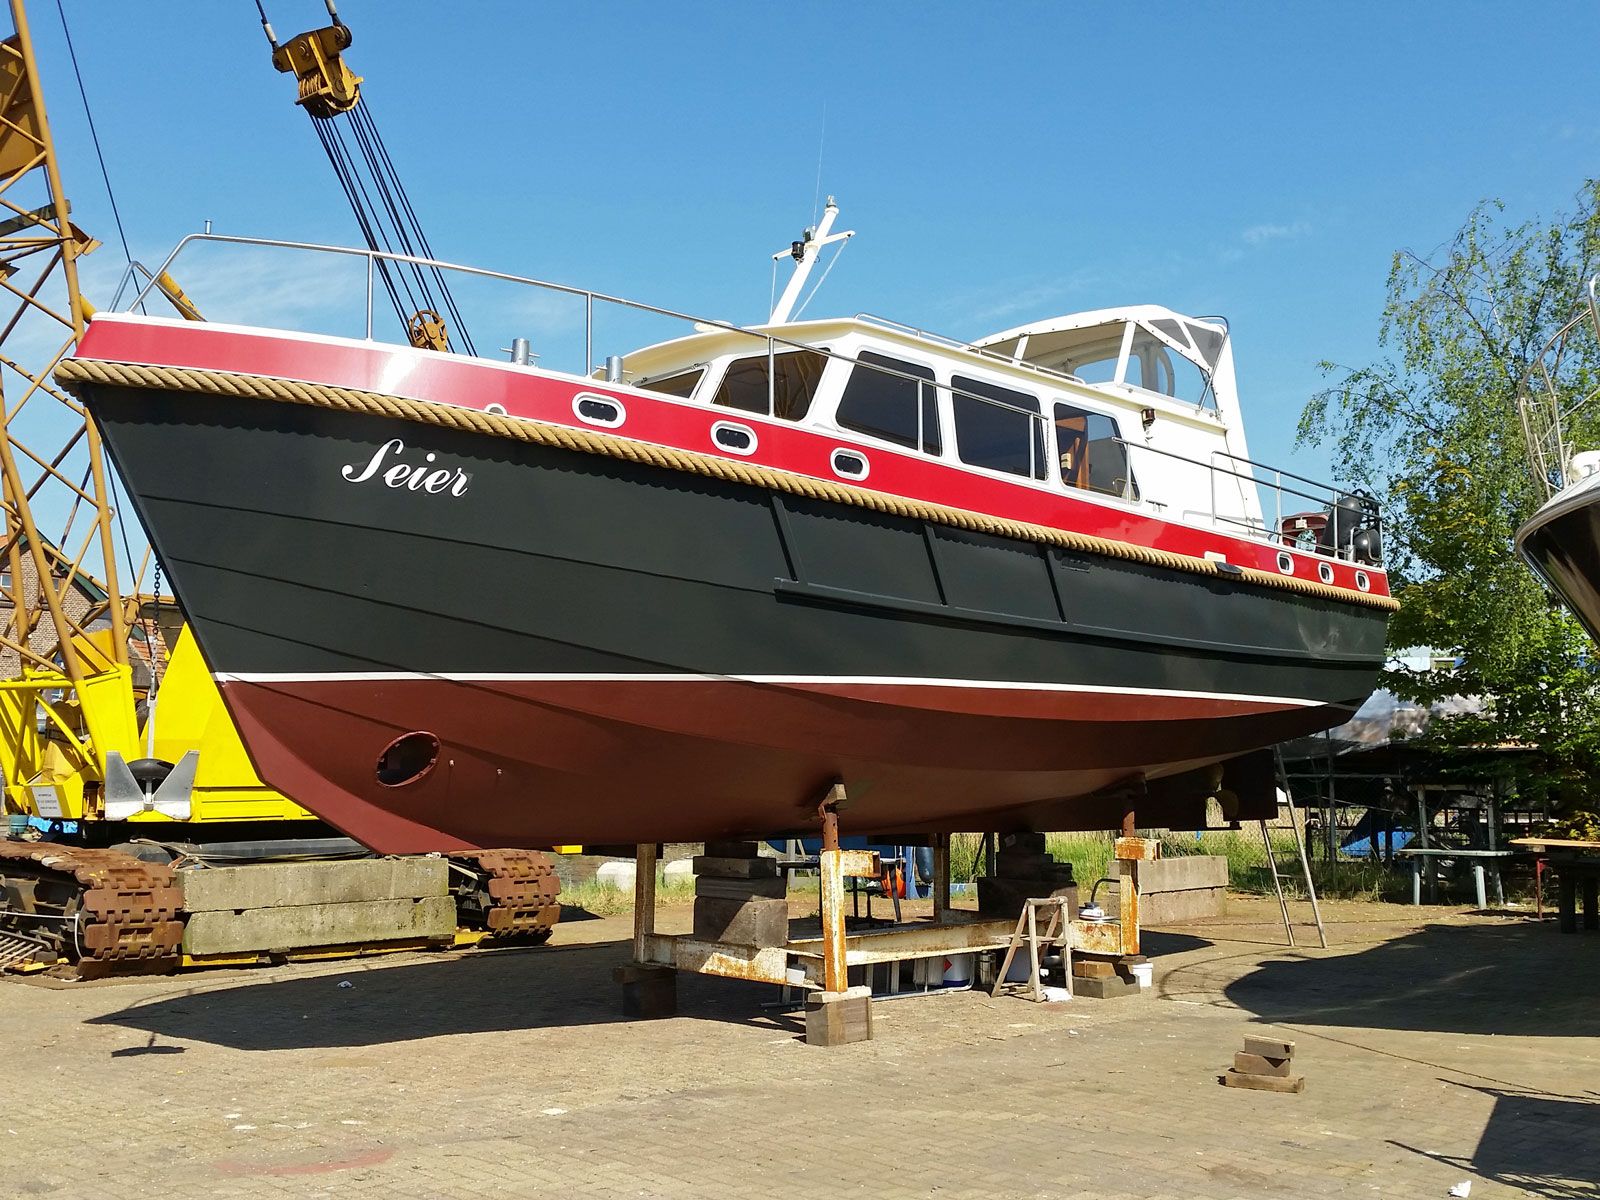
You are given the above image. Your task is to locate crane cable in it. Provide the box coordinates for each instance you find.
[252,1,475,355]
[51,0,131,268]
[50,0,166,669]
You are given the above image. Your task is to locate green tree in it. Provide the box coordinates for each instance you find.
[1300,182,1600,807]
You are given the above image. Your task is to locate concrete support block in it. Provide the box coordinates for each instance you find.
[182,896,456,955]
[178,858,448,911]
[614,964,676,1019]
[1131,854,1228,892]
[692,895,789,947]
[695,875,786,900]
[804,985,873,1046]
[692,855,778,879]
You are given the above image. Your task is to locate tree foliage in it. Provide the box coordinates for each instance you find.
[1300,182,1600,802]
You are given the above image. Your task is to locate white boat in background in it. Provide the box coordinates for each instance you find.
[1516,277,1600,638]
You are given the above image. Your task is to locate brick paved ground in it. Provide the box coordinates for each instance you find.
[2,897,1595,1198]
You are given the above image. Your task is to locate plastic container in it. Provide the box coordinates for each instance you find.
[1129,962,1154,988]
[942,953,974,986]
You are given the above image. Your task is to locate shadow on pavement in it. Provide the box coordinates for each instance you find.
[1393,1083,1600,1198]
[1222,918,1596,1038]
[88,936,799,1051]
[1137,929,1212,957]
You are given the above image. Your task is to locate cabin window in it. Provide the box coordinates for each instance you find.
[638,367,704,399]
[952,376,1045,479]
[1054,403,1138,500]
[712,350,828,421]
[835,351,941,454]
[1126,329,1211,407]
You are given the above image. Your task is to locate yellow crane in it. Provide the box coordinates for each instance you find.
[0,0,559,976]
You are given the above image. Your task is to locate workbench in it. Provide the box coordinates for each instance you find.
[1511,838,1600,933]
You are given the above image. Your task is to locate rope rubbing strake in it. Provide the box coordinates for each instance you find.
[55,357,1398,613]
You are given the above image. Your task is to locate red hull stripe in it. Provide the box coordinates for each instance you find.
[79,315,1389,599]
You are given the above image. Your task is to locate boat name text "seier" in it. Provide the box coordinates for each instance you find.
[341,438,471,497]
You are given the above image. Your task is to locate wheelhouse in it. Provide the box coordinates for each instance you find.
[620,305,1276,548]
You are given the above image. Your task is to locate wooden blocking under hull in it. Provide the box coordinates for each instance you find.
[1220,1069,1305,1094]
[1243,1035,1296,1061]
[703,840,763,858]
[805,985,873,1046]
[994,851,1051,878]
[695,875,787,900]
[1073,972,1143,1000]
[614,964,677,1019]
[692,895,790,948]
[692,855,778,880]
[1234,1051,1293,1078]
[976,877,1078,920]
[1000,832,1047,854]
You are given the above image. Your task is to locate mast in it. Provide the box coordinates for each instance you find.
[769,197,854,324]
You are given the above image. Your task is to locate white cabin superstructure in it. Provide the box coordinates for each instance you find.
[619,303,1270,550]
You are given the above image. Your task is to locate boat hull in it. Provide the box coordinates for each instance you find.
[83,379,1387,852]
[1517,473,1600,642]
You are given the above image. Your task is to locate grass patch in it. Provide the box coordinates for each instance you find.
[561,874,697,916]
[952,828,1418,903]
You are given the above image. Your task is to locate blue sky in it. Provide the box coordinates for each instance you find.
[29,1,1600,480]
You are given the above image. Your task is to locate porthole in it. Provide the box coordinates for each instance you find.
[1355,570,1371,592]
[376,731,440,788]
[573,392,625,428]
[1318,563,1334,585]
[1276,551,1294,575]
[712,420,757,455]
[485,403,508,416]
[831,449,869,480]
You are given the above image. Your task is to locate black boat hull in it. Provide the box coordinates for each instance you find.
[85,382,1386,852]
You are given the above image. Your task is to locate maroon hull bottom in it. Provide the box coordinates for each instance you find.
[219,676,1349,853]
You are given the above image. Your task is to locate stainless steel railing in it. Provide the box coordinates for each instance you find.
[116,233,1376,557]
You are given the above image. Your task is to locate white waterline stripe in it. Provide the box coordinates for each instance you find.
[214,671,1323,709]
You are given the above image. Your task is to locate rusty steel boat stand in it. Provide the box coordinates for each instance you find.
[618,786,1159,1046]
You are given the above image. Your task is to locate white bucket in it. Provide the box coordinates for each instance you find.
[1130,962,1154,989]
[942,954,974,986]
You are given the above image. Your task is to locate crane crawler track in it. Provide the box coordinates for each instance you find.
[447,849,561,944]
[0,840,184,977]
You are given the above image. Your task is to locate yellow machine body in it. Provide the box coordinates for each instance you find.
[0,624,314,825]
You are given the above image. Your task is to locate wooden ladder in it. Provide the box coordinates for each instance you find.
[992,896,1075,1001]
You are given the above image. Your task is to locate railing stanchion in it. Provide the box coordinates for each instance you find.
[585,293,594,377]
[767,336,776,417]
[365,252,375,340]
